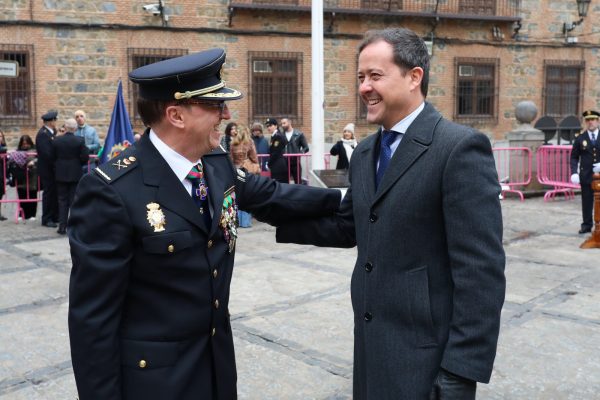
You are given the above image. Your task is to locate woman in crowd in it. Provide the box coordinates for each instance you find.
[221,122,238,153]
[0,129,7,220]
[8,135,38,220]
[230,124,260,228]
[329,123,357,170]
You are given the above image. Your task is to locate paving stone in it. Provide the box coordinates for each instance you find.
[0,268,67,310]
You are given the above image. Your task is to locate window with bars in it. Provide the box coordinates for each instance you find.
[248,51,303,124]
[360,0,403,11]
[543,61,584,119]
[459,0,496,15]
[0,44,34,125]
[455,58,499,120]
[127,48,188,121]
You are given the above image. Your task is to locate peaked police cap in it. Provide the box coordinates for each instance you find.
[128,48,242,101]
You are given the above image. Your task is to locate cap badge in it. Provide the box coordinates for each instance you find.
[146,202,166,232]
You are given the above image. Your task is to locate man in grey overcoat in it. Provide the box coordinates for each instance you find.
[276,27,506,399]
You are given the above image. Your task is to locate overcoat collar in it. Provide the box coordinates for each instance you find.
[137,134,209,234]
[358,102,442,206]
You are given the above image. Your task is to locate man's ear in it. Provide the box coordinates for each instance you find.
[409,67,424,91]
[165,105,185,129]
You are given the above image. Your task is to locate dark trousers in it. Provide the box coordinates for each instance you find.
[57,181,77,230]
[17,188,38,219]
[289,155,302,184]
[40,173,58,224]
[581,183,593,230]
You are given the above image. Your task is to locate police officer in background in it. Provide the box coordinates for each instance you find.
[51,118,89,235]
[571,109,600,234]
[67,48,341,400]
[35,110,59,227]
[266,117,288,183]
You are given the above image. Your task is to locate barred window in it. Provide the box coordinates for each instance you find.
[127,48,188,121]
[0,44,35,125]
[543,61,584,119]
[459,0,496,16]
[360,0,403,11]
[455,58,499,121]
[248,51,303,124]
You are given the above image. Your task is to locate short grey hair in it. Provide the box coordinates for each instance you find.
[64,118,78,131]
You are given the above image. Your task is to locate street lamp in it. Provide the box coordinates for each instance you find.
[563,0,591,36]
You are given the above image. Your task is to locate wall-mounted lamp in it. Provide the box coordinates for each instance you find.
[563,0,591,36]
[423,33,434,57]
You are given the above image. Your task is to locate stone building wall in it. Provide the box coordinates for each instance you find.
[0,0,599,146]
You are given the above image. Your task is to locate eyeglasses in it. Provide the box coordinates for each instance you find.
[179,100,227,116]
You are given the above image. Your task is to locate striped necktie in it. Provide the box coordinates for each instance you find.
[186,163,211,227]
[376,129,400,188]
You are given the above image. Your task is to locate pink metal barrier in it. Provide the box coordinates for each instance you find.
[255,153,333,183]
[536,145,579,201]
[0,153,99,223]
[492,147,532,201]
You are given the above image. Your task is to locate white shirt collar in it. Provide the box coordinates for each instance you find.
[386,102,425,134]
[149,129,202,185]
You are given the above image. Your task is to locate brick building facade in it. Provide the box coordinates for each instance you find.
[0,0,598,148]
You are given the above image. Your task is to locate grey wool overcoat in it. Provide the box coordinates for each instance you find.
[277,102,506,399]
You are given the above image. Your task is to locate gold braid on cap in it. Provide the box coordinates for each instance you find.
[174,80,226,100]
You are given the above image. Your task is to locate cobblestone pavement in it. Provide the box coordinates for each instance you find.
[0,195,599,399]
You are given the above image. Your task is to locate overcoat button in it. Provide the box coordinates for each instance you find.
[139,360,147,368]
[208,240,213,248]
[167,244,174,253]
[365,262,373,272]
[214,299,220,309]
[211,328,216,336]
[364,312,373,321]
[369,213,378,223]
[213,269,218,278]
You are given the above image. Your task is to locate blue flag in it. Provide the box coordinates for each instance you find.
[100,80,134,164]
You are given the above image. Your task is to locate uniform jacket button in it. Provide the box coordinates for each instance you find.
[369,213,378,223]
[365,262,373,272]
[214,299,220,309]
[207,240,213,248]
[139,359,147,368]
[211,327,216,336]
[364,312,373,321]
[212,269,218,278]
[167,244,174,253]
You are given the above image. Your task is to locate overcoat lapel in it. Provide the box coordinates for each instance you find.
[357,134,378,204]
[138,135,208,234]
[370,102,442,206]
[202,159,225,236]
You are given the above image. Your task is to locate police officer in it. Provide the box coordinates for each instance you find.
[35,110,59,227]
[571,109,600,234]
[51,118,89,234]
[67,48,341,400]
[266,118,288,183]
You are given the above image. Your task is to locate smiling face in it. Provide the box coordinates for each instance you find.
[170,100,231,159]
[358,40,424,129]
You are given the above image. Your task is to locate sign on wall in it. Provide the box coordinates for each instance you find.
[0,61,19,78]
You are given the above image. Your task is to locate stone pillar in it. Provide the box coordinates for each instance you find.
[505,101,545,193]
